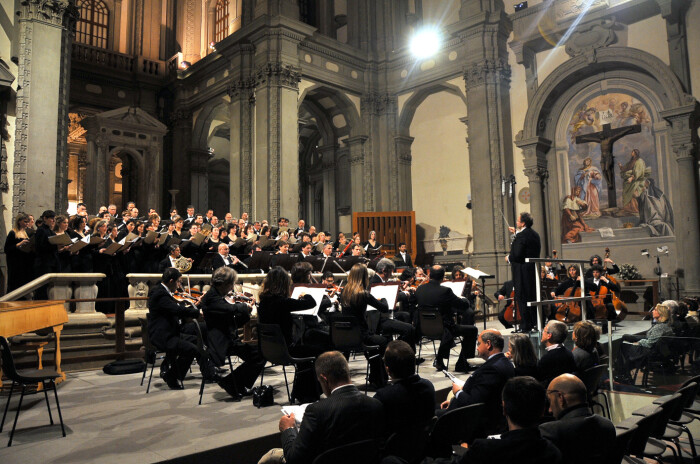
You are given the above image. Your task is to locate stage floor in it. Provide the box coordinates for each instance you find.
[0,319,658,464]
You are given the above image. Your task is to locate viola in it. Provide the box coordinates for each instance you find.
[502,290,521,325]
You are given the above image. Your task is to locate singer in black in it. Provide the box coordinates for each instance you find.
[507,212,541,333]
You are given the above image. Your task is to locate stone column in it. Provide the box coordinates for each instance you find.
[188,148,211,213]
[394,135,414,211]
[12,0,78,217]
[343,135,369,213]
[361,92,398,211]
[660,104,700,295]
[253,63,301,221]
[318,144,338,233]
[169,108,192,211]
[459,0,514,280]
[317,0,335,38]
[656,0,692,92]
[227,73,255,216]
[516,135,552,252]
[95,136,110,209]
[145,143,163,211]
[511,43,538,104]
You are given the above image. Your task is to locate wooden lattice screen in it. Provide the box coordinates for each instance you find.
[352,211,416,262]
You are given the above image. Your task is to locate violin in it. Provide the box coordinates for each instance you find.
[226,291,255,305]
[325,284,343,298]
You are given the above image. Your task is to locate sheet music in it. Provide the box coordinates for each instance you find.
[463,267,493,280]
[369,283,400,311]
[441,281,467,298]
[290,285,328,316]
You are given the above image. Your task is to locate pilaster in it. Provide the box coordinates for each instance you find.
[318,144,338,232]
[188,148,211,213]
[13,0,78,217]
[343,135,369,213]
[227,76,255,216]
[361,91,398,211]
[394,135,414,211]
[517,135,553,253]
[655,0,692,92]
[169,108,193,212]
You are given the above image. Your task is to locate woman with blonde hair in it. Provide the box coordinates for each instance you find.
[3,212,34,292]
[616,303,674,383]
[341,263,389,387]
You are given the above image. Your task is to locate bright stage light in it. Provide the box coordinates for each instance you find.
[409,27,441,59]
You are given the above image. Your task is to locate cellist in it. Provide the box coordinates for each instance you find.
[495,280,516,329]
[585,264,620,321]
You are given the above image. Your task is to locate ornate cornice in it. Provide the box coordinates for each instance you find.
[361,92,397,115]
[463,58,511,90]
[168,108,192,127]
[226,77,256,99]
[18,0,79,29]
[254,62,301,90]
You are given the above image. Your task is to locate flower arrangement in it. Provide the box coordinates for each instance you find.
[619,263,642,280]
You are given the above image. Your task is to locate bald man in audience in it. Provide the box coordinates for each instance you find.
[540,374,615,464]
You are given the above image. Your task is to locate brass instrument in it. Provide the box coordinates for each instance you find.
[173,255,192,273]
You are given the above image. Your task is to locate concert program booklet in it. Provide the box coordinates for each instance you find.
[49,233,73,247]
[68,235,90,253]
[89,235,106,245]
[189,232,207,246]
[103,240,123,256]
[290,284,328,317]
[369,282,400,310]
[144,230,159,244]
[17,235,35,253]
[281,403,310,430]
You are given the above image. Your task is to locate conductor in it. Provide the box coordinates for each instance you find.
[506,212,541,333]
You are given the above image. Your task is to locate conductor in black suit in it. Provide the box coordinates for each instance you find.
[147,267,215,390]
[269,351,386,464]
[507,212,541,332]
[415,265,476,372]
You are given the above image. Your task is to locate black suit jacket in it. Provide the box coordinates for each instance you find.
[257,294,316,347]
[415,280,469,331]
[281,384,386,464]
[200,286,251,366]
[369,274,384,286]
[539,404,615,464]
[393,252,413,268]
[158,256,175,272]
[509,226,541,303]
[453,427,562,464]
[147,283,199,351]
[375,374,435,435]
[448,352,515,434]
[537,345,577,387]
[210,253,246,272]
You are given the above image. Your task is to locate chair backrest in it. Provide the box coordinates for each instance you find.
[647,392,683,438]
[383,426,430,464]
[418,307,443,340]
[257,323,294,366]
[579,364,607,398]
[611,425,638,464]
[365,310,381,336]
[426,403,486,458]
[676,381,699,410]
[330,316,365,352]
[311,438,379,464]
[141,315,156,352]
[681,374,700,391]
[624,406,663,456]
[0,336,20,382]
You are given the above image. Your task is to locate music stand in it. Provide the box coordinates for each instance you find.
[464,267,496,330]
[270,253,297,271]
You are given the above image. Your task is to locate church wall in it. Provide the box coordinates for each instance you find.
[142,0,163,60]
[618,14,669,66]
[421,0,460,27]
[0,0,16,237]
[409,90,471,245]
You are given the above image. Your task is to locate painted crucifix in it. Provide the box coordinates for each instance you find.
[575,122,641,208]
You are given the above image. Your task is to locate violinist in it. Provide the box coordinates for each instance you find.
[324,271,341,298]
[290,262,332,351]
[200,266,263,400]
[495,280,515,329]
[148,267,217,390]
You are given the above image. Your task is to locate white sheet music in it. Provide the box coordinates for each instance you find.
[441,281,467,298]
[368,283,400,311]
[281,403,311,430]
[464,267,493,280]
[290,286,328,316]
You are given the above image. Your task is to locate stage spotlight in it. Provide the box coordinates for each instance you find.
[514,1,528,12]
[409,27,441,59]
[180,61,191,70]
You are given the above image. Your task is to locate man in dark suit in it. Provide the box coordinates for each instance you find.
[540,374,615,464]
[537,320,577,387]
[393,242,413,268]
[415,265,476,372]
[375,340,435,437]
[33,210,59,299]
[440,329,515,435]
[269,351,386,464]
[507,212,541,332]
[200,266,263,400]
[210,242,245,272]
[426,376,561,464]
[147,267,215,389]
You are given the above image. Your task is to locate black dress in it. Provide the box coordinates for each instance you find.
[3,230,34,293]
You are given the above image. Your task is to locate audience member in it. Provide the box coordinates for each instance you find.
[537,320,576,386]
[571,321,601,376]
[506,333,538,377]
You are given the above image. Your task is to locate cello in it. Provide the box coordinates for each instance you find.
[502,290,521,326]
[603,247,628,322]
[554,266,583,323]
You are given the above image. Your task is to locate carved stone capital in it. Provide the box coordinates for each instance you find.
[660,103,699,161]
[18,0,79,29]
[254,63,301,90]
[169,108,192,127]
[361,92,397,115]
[524,166,549,182]
[463,58,511,90]
[226,77,255,99]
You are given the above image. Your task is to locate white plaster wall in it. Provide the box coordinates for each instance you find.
[508,32,530,215]
[535,46,569,87]
[421,0,460,26]
[619,14,670,66]
[409,91,471,237]
[688,0,700,101]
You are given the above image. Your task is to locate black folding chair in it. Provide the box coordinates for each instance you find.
[139,315,180,393]
[329,316,380,393]
[312,438,380,464]
[258,323,315,404]
[0,336,66,447]
[425,403,485,458]
[578,364,611,418]
[417,307,446,372]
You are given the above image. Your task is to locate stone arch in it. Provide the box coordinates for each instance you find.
[192,96,230,150]
[522,47,691,141]
[298,83,362,137]
[397,82,467,136]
